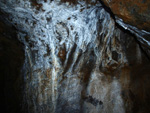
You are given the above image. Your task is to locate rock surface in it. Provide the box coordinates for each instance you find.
[0,0,150,113]
[101,0,150,31]
[100,0,150,58]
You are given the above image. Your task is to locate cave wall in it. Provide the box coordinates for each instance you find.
[101,0,150,32]
[0,20,25,112]
[0,0,150,113]
[100,0,150,58]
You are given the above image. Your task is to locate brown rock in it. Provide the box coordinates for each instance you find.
[101,0,150,31]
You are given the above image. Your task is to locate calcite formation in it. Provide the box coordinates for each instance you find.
[0,0,150,113]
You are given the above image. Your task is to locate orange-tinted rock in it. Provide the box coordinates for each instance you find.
[101,0,150,31]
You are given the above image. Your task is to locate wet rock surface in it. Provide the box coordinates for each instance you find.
[0,0,150,113]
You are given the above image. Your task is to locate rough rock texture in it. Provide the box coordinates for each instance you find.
[101,0,150,31]
[0,0,150,113]
[100,0,150,57]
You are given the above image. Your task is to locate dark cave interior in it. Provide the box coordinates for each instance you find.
[0,20,25,113]
[0,1,150,113]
